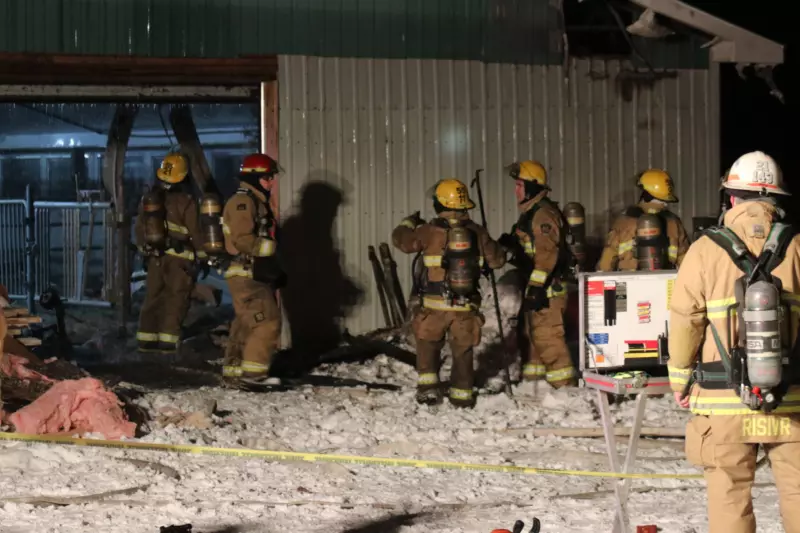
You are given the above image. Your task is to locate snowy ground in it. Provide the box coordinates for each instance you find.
[0,281,786,533]
[0,355,786,533]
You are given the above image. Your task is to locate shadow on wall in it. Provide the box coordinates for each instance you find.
[278,177,363,373]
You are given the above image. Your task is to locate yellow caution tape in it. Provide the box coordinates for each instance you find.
[0,431,703,480]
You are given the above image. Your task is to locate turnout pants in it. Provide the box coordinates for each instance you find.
[686,415,800,533]
[224,276,282,378]
[522,295,576,387]
[137,255,195,353]
[412,307,483,406]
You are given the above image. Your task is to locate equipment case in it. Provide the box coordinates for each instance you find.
[577,270,678,373]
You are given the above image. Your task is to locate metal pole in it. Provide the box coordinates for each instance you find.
[470,169,513,397]
[260,82,268,155]
[24,185,35,314]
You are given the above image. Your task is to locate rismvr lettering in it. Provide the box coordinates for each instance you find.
[742,417,791,438]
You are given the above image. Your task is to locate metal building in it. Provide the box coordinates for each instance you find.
[0,0,784,335]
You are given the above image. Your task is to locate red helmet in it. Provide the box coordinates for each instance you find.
[240,153,281,176]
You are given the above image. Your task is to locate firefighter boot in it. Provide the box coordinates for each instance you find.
[415,387,443,406]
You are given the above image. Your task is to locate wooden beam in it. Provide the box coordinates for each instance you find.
[0,52,278,85]
[169,105,216,195]
[102,105,138,337]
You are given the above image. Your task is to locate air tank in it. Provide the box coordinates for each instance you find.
[635,214,666,271]
[446,226,480,297]
[564,202,587,269]
[744,281,783,390]
[141,189,167,249]
[199,193,225,256]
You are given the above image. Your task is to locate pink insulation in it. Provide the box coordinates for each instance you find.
[8,377,136,439]
[0,354,54,383]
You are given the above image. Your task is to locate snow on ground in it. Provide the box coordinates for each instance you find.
[0,280,785,533]
[0,357,785,533]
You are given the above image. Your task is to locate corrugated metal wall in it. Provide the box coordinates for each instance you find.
[0,0,707,68]
[278,55,720,335]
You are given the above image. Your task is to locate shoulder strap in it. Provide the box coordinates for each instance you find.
[431,217,451,229]
[518,201,544,240]
[703,226,757,276]
[763,222,796,273]
[623,206,644,218]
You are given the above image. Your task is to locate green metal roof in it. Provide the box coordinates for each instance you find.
[0,0,708,68]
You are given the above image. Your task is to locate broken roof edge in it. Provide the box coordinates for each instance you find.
[628,0,784,65]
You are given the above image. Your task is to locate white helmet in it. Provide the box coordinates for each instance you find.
[723,151,790,196]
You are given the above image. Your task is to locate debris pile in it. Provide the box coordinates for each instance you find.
[9,377,136,439]
[0,285,137,440]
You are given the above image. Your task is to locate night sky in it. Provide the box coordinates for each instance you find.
[688,1,796,191]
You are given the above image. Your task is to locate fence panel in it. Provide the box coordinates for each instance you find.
[0,199,28,300]
[32,201,116,307]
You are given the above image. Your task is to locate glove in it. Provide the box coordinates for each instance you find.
[406,211,425,228]
[523,286,549,312]
[498,232,517,250]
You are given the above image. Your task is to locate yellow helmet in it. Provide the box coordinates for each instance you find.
[506,160,548,187]
[637,169,677,202]
[434,179,475,210]
[156,152,189,184]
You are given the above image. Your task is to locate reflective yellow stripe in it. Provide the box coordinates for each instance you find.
[449,388,473,400]
[424,255,442,267]
[423,255,484,267]
[668,245,678,261]
[546,366,576,383]
[691,395,800,416]
[158,333,180,344]
[529,270,548,285]
[241,361,270,373]
[255,238,276,257]
[165,248,195,261]
[523,363,546,378]
[223,365,243,377]
[421,296,473,312]
[222,222,232,235]
[668,365,692,386]
[418,373,439,386]
[707,297,737,319]
[196,250,208,259]
[225,265,253,279]
[523,241,534,256]
[618,240,634,254]
[136,332,158,342]
[783,292,800,316]
[546,285,567,298]
[400,219,417,229]
[167,222,189,235]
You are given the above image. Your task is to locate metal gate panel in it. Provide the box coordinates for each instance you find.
[0,199,28,300]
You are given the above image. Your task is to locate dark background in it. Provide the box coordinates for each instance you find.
[689,1,796,191]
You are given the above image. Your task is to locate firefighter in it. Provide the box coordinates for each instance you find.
[596,169,690,271]
[498,160,577,387]
[134,152,206,354]
[669,151,800,533]
[392,178,506,408]
[221,153,284,386]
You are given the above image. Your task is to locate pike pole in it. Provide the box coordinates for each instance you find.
[470,169,513,398]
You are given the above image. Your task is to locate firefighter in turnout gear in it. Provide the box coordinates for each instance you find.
[669,151,800,533]
[134,152,206,354]
[596,169,690,271]
[222,153,284,386]
[392,179,506,408]
[498,160,577,387]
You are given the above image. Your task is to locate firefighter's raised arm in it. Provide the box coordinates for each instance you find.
[392,211,426,254]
